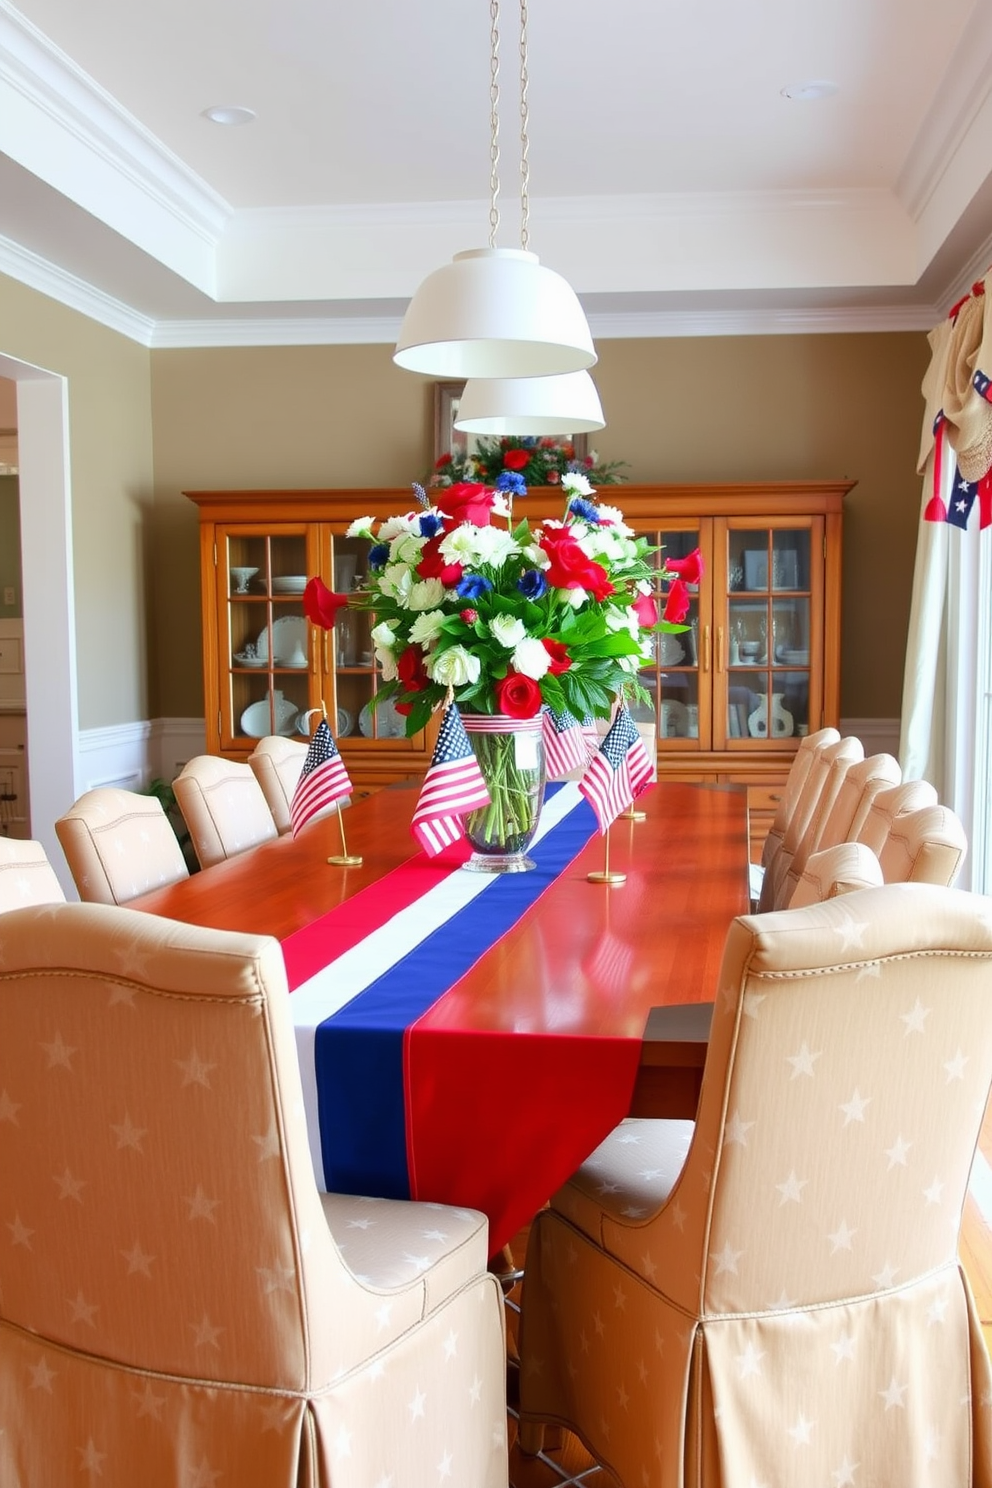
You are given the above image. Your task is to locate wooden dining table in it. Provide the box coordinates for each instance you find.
[130,777,749,1253]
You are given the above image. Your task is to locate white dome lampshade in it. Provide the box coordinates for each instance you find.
[393,248,597,379]
[455,371,605,436]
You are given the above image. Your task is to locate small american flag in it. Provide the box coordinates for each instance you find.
[411,705,491,856]
[581,713,600,757]
[541,705,590,780]
[290,718,353,837]
[579,704,654,833]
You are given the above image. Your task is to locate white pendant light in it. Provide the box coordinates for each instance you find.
[394,0,595,380]
[455,371,605,435]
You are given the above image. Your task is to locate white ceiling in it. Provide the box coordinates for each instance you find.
[2,0,992,347]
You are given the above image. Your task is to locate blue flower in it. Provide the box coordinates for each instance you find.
[568,497,601,525]
[418,512,445,538]
[368,543,390,569]
[517,569,547,600]
[456,573,493,600]
[495,471,527,496]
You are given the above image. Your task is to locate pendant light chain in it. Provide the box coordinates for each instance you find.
[518,0,530,252]
[488,0,501,249]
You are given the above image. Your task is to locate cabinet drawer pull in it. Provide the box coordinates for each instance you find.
[715,625,724,673]
[703,624,711,673]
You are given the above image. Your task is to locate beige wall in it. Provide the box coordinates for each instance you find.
[151,332,928,721]
[0,274,155,728]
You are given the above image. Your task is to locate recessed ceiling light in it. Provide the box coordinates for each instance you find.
[201,105,256,126]
[781,81,839,102]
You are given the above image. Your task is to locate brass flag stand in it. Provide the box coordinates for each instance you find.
[302,706,362,868]
[587,825,626,886]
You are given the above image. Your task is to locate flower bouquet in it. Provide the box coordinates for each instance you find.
[429,435,627,490]
[304,473,701,863]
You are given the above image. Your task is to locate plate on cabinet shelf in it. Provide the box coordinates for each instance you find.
[256,616,307,665]
[359,698,405,739]
[336,708,354,738]
[779,649,809,665]
[240,694,299,738]
[271,576,307,594]
[233,651,267,668]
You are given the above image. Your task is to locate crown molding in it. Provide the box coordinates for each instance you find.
[0,232,157,345]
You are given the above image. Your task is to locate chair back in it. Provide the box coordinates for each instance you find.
[787,839,884,907]
[0,902,353,1390]
[55,788,189,905]
[173,756,278,867]
[878,801,968,885]
[0,838,66,909]
[780,751,901,904]
[757,735,863,910]
[247,736,308,834]
[609,884,992,1321]
[759,726,840,872]
[854,778,938,856]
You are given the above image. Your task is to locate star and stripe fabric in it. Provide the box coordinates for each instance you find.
[410,704,491,856]
[290,718,352,837]
[541,704,592,779]
[579,704,654,832]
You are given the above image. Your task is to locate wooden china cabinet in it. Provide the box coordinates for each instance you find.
[186,481,850,852]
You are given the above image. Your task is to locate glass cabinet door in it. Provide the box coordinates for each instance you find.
[220,526,320,748]
[632,525,704,749]
[719,521,820,749]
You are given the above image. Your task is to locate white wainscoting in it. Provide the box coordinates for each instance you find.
[839,717,901,760]
[76,717,206,793]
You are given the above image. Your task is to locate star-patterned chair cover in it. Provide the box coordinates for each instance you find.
[757,735,863,912]
[518,883,992,1488]
[0,903,508,1488]
[173,755,278,868]
[787,839,884,908]
[0,838,65,910]
[55,787,189,905]
[247,736,309,834]
[758,726,840,877]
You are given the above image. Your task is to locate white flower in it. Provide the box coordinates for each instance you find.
[378,563,414,606]
[606,608,639,640]
[594,503,633,535]
[618,653,641,672]
[389,531,425,566]
[346,516,376,537]
[561,472,594,498]
[427,646,481,687]
[521,542,550,569]
[512,637,552,679]
[563,587,588,608]
[408,577,446,611]
[408,610,447,646]
[491,492,512,519]
[375,646,398,681]
[370,620,398,649]
[583,527,634,564]
[489,614,527,649]
[440,523,518,570]
[379,513,424,541]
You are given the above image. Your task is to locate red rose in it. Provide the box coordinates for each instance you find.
[302,575,350,630]
[539,530,615,601]
[495,671,543,718]
[632,592,658,628]
[666,547,704,586]
[435,451,453,469]
[541,639,572,675]
[416,534,464,586]
[502,449,530,471]
[397,644,429,692]
[433,482,496,528]
[663,578,691,624]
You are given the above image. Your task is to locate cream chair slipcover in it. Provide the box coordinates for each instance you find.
[518,883,992,1488]
[877,801,968,886]
[787,838,884,907]
[854,778,938,858]
[173,755,278,867]
[247,735,309,834]
[750,726,840,906]
[55,787,189,904]
[0,838,65,909]
[777,751,901,907]
[757,734,863,911]
[0,902,508,1487]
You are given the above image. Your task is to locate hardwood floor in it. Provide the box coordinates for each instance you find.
[504,1110,992,1488]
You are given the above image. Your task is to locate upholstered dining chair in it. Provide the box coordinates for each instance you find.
[517,883,992,1488]
[247,735,308,834]
[0,901,508,1488]
[0,837,66,910]
[755,725,840,891]
[875,800,968,886]
[55,786,189,904]
[757,733,864,911]
[775,750,901,908]
[787,837,884,907]
[173,755,278,867]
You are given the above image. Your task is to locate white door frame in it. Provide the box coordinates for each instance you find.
[0,354,80,893]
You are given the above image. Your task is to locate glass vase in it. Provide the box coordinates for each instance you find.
[460,714,546,873]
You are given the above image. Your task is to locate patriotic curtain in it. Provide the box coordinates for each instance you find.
[899,278,991,867]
